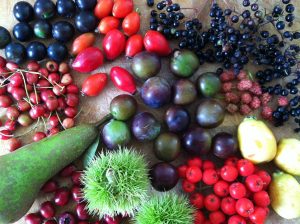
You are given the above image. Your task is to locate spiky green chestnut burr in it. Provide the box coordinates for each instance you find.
[135,192,195,224]
[82,147,150,219]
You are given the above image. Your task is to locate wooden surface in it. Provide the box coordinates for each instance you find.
[0,0,300,223]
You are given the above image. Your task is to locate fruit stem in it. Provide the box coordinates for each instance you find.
[94,114,113,129]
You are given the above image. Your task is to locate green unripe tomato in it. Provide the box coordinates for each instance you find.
[110,94,137,121]
[102,120,131,149]
[170,50,199,78]
[154,133,181,162]
[197,72,221,97]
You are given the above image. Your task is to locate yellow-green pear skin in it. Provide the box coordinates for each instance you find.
[0,124,98,223]
[275,138,300,176]
[237,117,277,164]
[270,172,300,219]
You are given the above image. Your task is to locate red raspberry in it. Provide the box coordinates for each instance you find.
[249,82,262,96]
[220,71,235,82]
[241,93,252,104]
[237,79,253,91]
[261,106,273,120]
[237,70,247,80]
[260,93,272,105]
[221,82,234,93]
[225,92,240,104]
[250,96,261,109]
[278,96,289,106]
[226,104,239,114]
[240,104,252,115]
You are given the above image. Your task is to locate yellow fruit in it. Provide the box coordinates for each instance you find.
[270,172,300,219]
[237,117,277,164]
[275,138,300,176]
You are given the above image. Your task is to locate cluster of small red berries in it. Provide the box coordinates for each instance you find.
[220,70,274,120]
[177,157,272,224]
[0,56,80,151]
[24,164,122,224]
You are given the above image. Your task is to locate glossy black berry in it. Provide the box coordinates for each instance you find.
[0,26,11,49]
[151,10,157,17]
[52,21,75,43]
[147,0,154,7]
[243,0,250,7]
[13,1,34,22]
[282,0,290,4]
[34,20,52,39]
[283,31,291,38]
[293,32,300,39]
[75,0,97,10]
[5,42,27,64]
[75,11,98,33]
[56,0,76,18]
[159,13,166,19]
[285,4,295,13]
[157,2,166,10]
[26,41,47,61]
[251,4,259,11]
[13,22,33,42]
[285,13,295,22]
[34,0,56,19]
[172,3,180,11]
[175,12,184,20]
[47,42,68,62]
[273,5,283,16]
[242,10,251,18]
[231,15,239,23]
[260,30,269,38]
[281,89,289,96]
[224,9,232,16]
[276,21,285,30]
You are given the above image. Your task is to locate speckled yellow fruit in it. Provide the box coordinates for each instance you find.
[237,117,277,164]
[275,138,300,176]
[270,172,300,219]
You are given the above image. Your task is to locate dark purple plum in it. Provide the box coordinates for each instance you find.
[149,162,179,191]
[183,127,212,155]
[196,99,225,128]
[212,132,238,159]
[154,132,181,162]
[165,105,190,133]
[172,79,197,105]
[141,77,171,108]
[131,112,161,141]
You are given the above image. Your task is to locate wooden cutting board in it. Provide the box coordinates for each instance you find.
[0,0,300,223]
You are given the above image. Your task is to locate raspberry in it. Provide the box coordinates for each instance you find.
[222,82,234,93]
[220,71,235,82]
[237,70,247,80]
[225,92,240,104]
[278,96,289,106]
[226,104,239,114]
[260,93,272,106]
[240,104,252,115]
[249,82,262,95]
[250,96,261,109]
[261,106,273,120]
[241,92,252,104]
[237,79,253,91]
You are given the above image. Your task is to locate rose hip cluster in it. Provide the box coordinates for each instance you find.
[177,157,272,224]
[0,56,80,151]
[221,70,274,120]
[25,164,123,224]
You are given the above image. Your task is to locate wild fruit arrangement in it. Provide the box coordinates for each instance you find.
[0,0,300,224]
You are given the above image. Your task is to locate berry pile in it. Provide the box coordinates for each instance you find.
[0,57,80,151]
[178,157,272,224]
[25,164,123,224]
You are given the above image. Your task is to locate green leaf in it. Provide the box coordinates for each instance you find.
[82,135,100,169]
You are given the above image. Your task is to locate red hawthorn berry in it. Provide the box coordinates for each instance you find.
[177,165,188,178]
[187,157,202,168]
[182,179,196,193]
[186,166,202,183]
[189,192,204,209]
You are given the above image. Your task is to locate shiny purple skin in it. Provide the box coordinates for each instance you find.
[172,79,197,105]
[131,112,161,141]
[149,162,179,192]
[183,127,212,155]
[141,77,171,108]
[212,132,238,159]
[165,105,190,133]
[58,212,76,224]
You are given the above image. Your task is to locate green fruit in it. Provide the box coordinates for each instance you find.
[197,72,221,97]
[131,51,161,79]
[154,133,181,162]
[275,138,300,176]
[270,172,300,219]
[173,79,197,105]
[196,99,225,128]
[110,94,137,121]
[0,124,98,223]
[170,50,199,78]
[102,120,131,149]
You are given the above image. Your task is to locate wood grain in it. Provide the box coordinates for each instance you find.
[0,0,300,223]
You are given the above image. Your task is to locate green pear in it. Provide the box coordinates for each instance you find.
[269,172,300,219]
[275,138,300,176]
